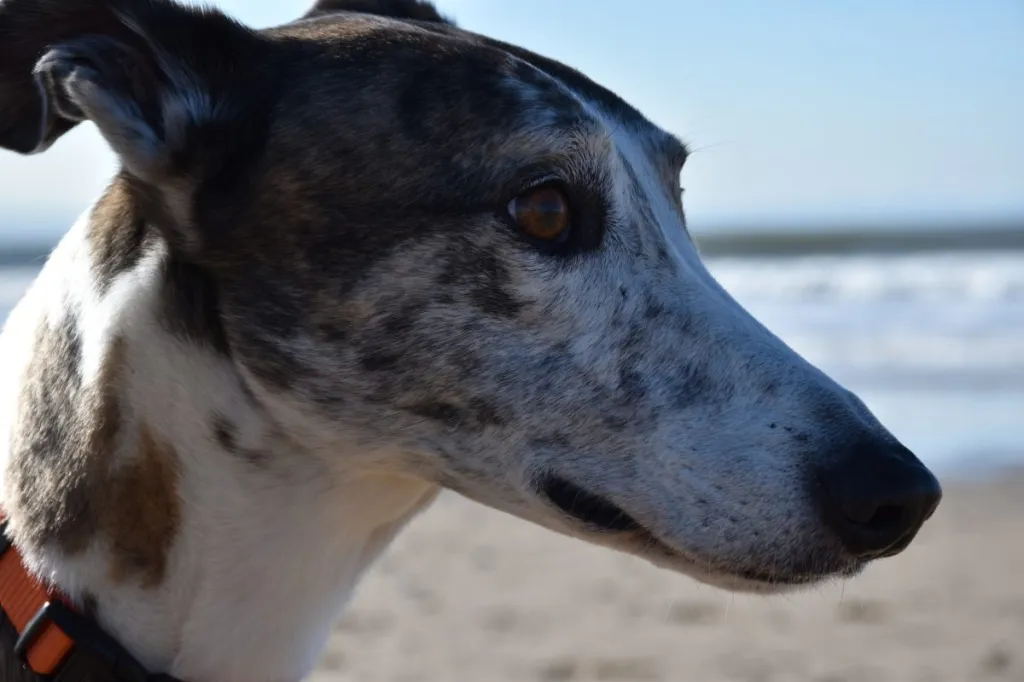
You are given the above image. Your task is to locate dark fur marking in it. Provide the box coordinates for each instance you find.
[159,256,231,356]
[466,398,506,428]
[407,401,462,429]
[619,322,644,353]
[406,398,505,431]
[360,350,402,372]
[618,367,646,402]
[211,414,268,464]
[211,413,238,453]
[601,413,631,432]
[7,318,107,554]
[449,346,482,380]
[88,178,155,295]
[668,363,716,409]
[222,277,315,389]
[381,305,419,336]
[240,342,308,390]
[471,254,522,319]
[529,433,572,452]
[643,296,666,320]
[437,250,523,319]
[107,423,180,586]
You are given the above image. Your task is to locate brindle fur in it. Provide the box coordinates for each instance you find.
[7,325,123,557]
[0,1,940,679]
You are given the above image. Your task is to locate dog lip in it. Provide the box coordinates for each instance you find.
[537,472,860,588]
[639,526,862,587]
[626,524,860,588]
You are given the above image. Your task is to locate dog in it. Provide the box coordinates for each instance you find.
[0,0,942,680]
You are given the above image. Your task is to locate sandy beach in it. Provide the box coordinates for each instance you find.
[308,470,1024,682]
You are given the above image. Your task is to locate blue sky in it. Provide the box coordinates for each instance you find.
[0,0,1020,240]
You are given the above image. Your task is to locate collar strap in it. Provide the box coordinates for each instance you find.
[0,514,179,682]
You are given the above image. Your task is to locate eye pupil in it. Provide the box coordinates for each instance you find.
[511,185,570,242]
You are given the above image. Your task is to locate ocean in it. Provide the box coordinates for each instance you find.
[0,238,1020,479]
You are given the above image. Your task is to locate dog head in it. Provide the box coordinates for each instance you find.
[0,0,941,591]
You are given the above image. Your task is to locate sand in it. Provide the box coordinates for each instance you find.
[308,471,1024,682]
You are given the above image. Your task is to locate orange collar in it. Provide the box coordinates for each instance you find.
[0,514,76,676]
[0,513,178,682]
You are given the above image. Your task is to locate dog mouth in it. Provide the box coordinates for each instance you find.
[537,472,859,589]
[539,473,644,533]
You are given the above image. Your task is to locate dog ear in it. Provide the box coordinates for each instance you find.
[0,0,275,253]
[303,0,454,25]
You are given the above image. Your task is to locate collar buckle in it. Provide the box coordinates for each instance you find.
[15,599,151,682]
[1,516,175,682]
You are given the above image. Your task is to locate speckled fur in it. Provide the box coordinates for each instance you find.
[0,1,937,681]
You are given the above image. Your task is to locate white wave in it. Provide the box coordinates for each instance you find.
[705,251,1024,381]
[707,251,1024,304]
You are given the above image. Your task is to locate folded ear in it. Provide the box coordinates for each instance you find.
[1,0,263,157]
[304,0,454,25]
[0,0,274,252]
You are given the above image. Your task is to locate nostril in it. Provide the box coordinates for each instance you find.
[840,497,884,525]
[857,503,907,538]
[831,495,915,555]
[825,493,919,558]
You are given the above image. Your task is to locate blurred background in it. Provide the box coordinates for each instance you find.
[1,1,1022,680]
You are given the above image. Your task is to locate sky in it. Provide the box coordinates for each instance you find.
[0,0,1021,242]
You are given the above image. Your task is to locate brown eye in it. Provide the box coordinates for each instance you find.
[509,185,571,242]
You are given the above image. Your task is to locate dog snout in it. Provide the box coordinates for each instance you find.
[815,441,942,559]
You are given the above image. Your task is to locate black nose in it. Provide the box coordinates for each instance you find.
[816,443,942,559]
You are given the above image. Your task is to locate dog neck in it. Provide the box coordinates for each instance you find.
[0,190,439,682]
